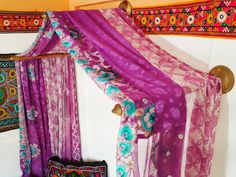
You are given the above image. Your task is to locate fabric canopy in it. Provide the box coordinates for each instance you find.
[17,8,222,177]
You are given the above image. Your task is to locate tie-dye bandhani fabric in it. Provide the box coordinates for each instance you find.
[42,55,81,162]
[101,9,222,177]
[17,9,221,177]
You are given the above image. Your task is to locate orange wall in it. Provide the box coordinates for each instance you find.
[0,0,69,11]
[71,0,209,10]
[0,0,208,11]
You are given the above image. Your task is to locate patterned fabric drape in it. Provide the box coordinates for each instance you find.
[17,8,221,177]
[102,9,222,177]
[16,59,51,176]
[42,56,81,161]
[16,56,81,177]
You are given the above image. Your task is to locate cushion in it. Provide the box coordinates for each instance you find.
[47,156,107,177]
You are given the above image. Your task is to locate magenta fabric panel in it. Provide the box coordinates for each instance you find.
[16,55,81,176]
[101,8,222,177]
[61,10,187,177]
[16,8,221,177]
[16,59,52,176]
[18,9,187,176]
[44,10,186,177]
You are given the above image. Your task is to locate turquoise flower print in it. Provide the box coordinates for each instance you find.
[55,29,65,37]
[106,85,121,95]
[122,100,136,116]
[20,151,27,158]
[56,30,62,37]
[70,29,81,40]
[19,128,24,140]
[46,31,54,39]
[119,142,131,156]
[52,21,59,28]
[141,104,156,131]
[77,59,88,65]
[46,11,52,17]
[119,125,134,141]
[19,134,24,140]
[96,68,118,83]
[24,160,31,174]
[28,64,36,81]
[20,144,27,150]
[39,27,45,32]
[62,41,72,48]
[116,165,128,177]
[30,144,41,158]
[27,107,38,121]
[69,49,78,55]
[85,66,95,74]
[19,127,24,132]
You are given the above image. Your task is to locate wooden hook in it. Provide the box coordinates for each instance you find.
[112,104,123,116]
[209,65,235,94]
[41,13,47,19]
[119,0,132,16]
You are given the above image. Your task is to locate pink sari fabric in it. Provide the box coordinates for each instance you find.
[16,54,81,176]
[101,9,222,177]
[17,8,222,177]
[18,9,188,177]
[51,10,189,177]
[42,55,81,161]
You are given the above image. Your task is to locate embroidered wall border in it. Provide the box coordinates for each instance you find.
[131,0,236,38]
[0,11,44,33]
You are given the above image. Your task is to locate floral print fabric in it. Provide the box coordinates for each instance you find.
[17,8,222,177]
[16,55,81,176]
[16,59,52,176]
[49,10,188,177]
[101,9,222,177]
[42,56,81,161]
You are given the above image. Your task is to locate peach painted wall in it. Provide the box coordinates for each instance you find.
[70,0,209,10]
[0,0,69,11]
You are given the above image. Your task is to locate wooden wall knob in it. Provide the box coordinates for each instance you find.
[112,104,123,116]
[41,13,47,19]
[209,65,235,94]
[119,0,132,16]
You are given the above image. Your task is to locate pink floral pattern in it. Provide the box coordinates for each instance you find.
[42,56,81,161]
[15,62,32,175]
[47,10,188,177]
[101,9,222,177]
[17,8,222,177]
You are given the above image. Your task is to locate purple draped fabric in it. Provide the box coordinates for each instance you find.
[17,9,188,177]
[16,59,52,176]
[16,55,81,176]
[48,10,187,177]
[67,10,187,176]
